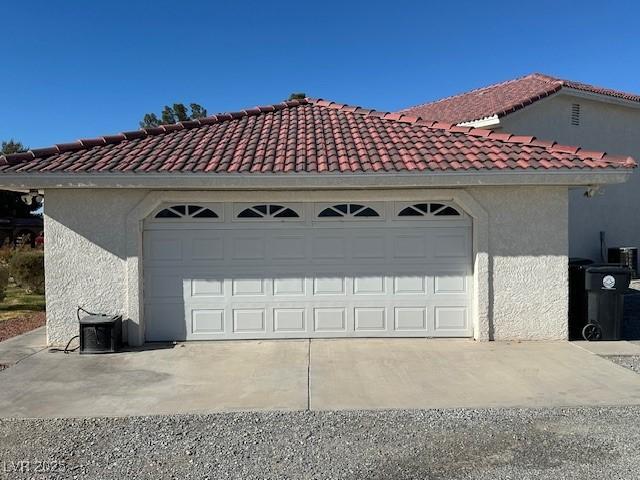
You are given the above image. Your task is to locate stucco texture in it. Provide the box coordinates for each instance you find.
[500,93,640,260]
[44,189,148,345]
[43,186,568,345]
[469,186,568,340]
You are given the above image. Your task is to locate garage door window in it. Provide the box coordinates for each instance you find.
[397,203,462,218]
[236,204,301,220]
[155,205,219,219]
[317,203,381,219]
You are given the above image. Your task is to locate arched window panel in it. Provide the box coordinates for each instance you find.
[433,206,460,216]
[154,205,219,220]
[317,203,381,219]
[396,203,462,219]
[398,203,430,217]
[236,204,301,220]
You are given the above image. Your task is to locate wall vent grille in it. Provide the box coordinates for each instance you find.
[571,103,581,126]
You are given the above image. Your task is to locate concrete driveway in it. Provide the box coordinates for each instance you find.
[1,336,640,417]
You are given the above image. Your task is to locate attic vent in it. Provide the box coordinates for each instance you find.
[571,103,581,126]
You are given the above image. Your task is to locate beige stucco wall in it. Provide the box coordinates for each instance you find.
[44,189,149,344]
[499,92,640,260]
[43,186,568,345]
[468,186,568,340]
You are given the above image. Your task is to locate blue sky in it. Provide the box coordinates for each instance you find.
[2,0,639,149]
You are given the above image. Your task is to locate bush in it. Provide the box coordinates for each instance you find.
[0,265,8,302]
[9,250,44,294]
[0,245,13,267]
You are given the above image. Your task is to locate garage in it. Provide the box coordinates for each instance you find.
[143,200,472,341]
[4,97,631,346]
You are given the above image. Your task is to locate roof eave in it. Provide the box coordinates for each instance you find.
[0,169,631,191]
[561,88,640,110]
[457,115,501,129]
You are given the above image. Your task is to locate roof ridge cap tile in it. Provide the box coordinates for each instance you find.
[397,72,553,113]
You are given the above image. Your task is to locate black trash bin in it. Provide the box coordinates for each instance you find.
[568,258,594,340]
[583,265,632,341]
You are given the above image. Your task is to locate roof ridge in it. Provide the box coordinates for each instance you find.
[307,98,636,168]
[0,99,310,166]
[401,73,640,124]
[397,73,560,114]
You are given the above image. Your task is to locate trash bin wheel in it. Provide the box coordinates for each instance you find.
[582,323,602,341]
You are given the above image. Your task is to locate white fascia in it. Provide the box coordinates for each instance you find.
[562,88,640,110]
[457,115,501,129]
[0,169,632,191]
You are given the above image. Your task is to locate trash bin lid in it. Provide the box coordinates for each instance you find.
[569,257,594,266]
[586,265,633,275]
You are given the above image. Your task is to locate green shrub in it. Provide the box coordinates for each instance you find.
[9,250,44,294]
[0,265,8,302]
[0,246,13,268]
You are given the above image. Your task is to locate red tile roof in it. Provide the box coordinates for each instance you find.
[400,73,640,124]
[0,98,634,174]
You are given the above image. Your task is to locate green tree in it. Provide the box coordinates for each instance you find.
[1,139,24,154]
[140,103,208,128]
[0,140,40,218]
[288,92,306,100]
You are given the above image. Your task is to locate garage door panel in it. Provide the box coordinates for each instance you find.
[274,308,306,332]
[354,308,386,331]
[394,307,427,331]
[191,278,224,297]
[393,234,427,259]
[314,276,345,295]
[143,201,472,341]
[145,272,184,300]
[232,278,265,296]
[394,275,426,294]
[314,308,347,332]
[146,237,183,262]
[270,234,307,260]
[312,235,346,260]
[232,236,265,260]
[353,275,386,294]
[233,309,266,333]
[191,236,224,261]
[434,306,469,336]
[145,303,188,341]
[352,235,386,259]
[192,309,225,335]
[273,277,306,296]
[434,272,467,294]
[433,233,469,258]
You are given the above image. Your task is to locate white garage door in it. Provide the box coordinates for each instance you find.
[143,201,472,341]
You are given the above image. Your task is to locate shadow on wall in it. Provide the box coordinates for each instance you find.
[624,288,640,340]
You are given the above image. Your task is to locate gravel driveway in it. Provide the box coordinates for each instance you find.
[605,355,640,374]
[2,407,640,479]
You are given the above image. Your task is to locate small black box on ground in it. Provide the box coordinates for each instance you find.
[79,314,122,354]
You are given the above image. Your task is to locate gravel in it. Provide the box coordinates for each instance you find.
[0,312,45,343]
[2,407,640,479]
[604,355,640,375]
